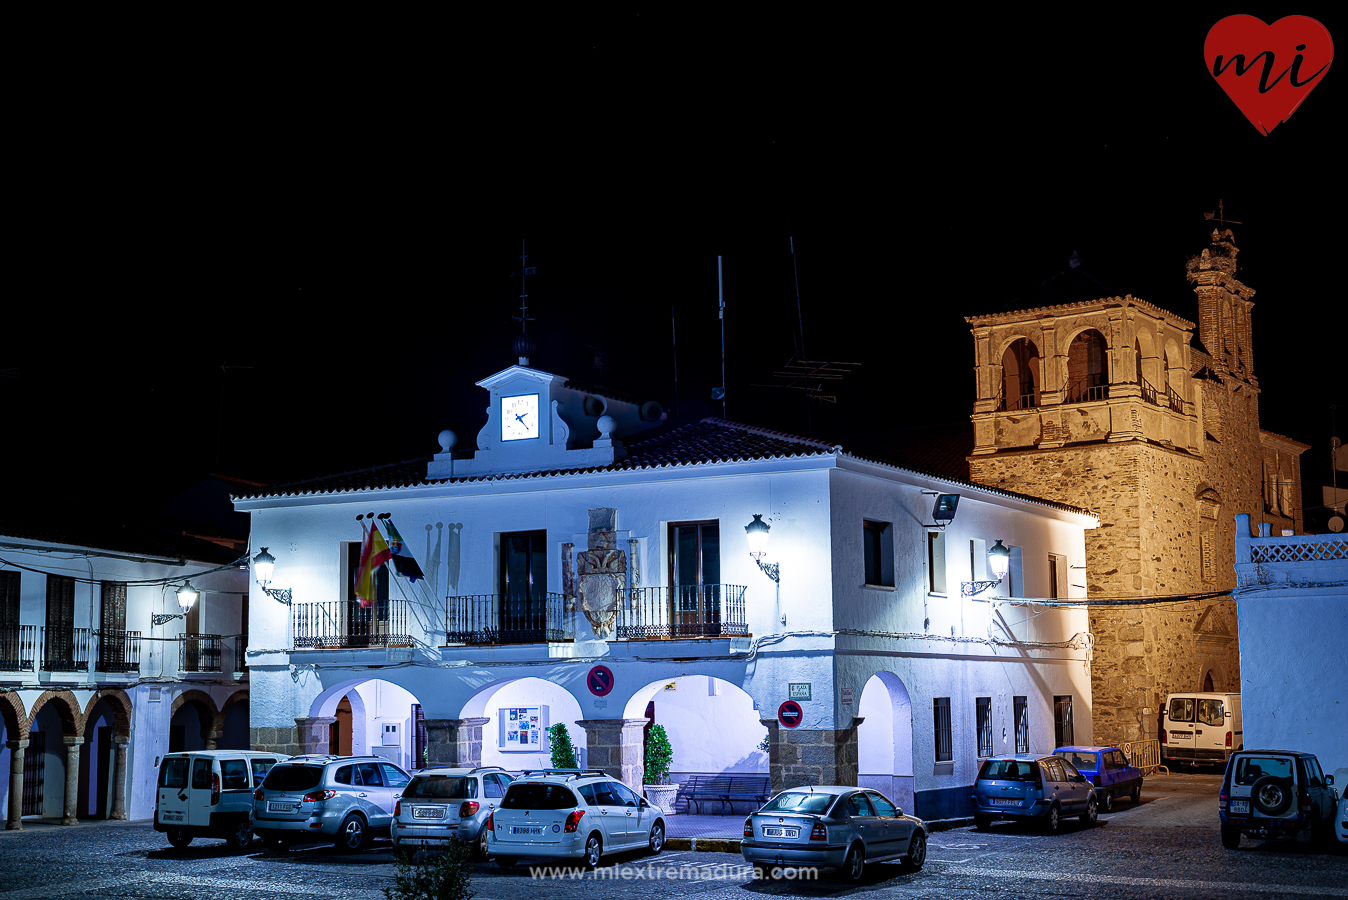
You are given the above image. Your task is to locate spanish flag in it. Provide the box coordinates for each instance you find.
[355,522,392,608]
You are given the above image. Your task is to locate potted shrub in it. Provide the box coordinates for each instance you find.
[547,724,579,769]
[643,724,678,814]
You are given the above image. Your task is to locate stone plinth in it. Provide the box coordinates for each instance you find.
[763,717,862,793]
[576,718,646,789]
[424,718,490,768]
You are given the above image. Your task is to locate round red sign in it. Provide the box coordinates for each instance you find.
[778,700,804,728]
[587,664,615,697]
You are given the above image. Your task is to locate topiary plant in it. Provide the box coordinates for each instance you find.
[644,724,674,785]
[547,723,578,769]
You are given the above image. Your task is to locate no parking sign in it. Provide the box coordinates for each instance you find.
[587,664,614,696]
[778,700,803,728]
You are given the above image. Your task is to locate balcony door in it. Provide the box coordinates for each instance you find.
[99,582,128,671]
[44,575,76,671]
[500,531,547,642]
[669,521,720,637]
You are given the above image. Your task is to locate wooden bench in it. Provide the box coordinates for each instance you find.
[681,774,771,814]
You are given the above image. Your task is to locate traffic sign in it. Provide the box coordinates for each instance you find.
[587,665,615,696]
[778,700,804,728]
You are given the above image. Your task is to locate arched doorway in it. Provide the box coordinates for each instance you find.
[169,692,218,753]
[460,677,585,772]
[857,672,914,814]
[1000,338,1040,410]
[77,692,130,819]
[1203,670,1215,692]
[310,679,420,770]
[1067,328,1109,402]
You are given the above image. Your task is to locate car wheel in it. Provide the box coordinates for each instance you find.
[1080,796,1098,825]
[904,832,927,871]
[495,856,517,868]
[228,820,253,849]
[974,814,993,831]
[166,828,193,849]
[842,844,865,882]
[1043,804,1061,833]
[1251,775,1294,816]
[648,822,665,855]
[1100,792,1113,813]
[477,826,491,860]
[336,813,368,853]
[584,833,603,869]
[1131,781,1142,804]
[1221,823,1241,849]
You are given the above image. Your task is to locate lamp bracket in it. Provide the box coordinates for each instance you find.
[151,613,186,626]
[960,579,1003,597]
[262,586,293,605]
[755,558,781,584]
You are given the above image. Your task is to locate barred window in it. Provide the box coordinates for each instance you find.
[1014,696,1029,753]
[933,698,952,762]
[1054,695,1074,747]
[976,697,993,757]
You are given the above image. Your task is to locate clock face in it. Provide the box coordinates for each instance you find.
[501,393,540,441]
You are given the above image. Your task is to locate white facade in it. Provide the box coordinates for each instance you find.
[236,363,1097,820]
[1232,514,1348,776]
[1,532,248,828]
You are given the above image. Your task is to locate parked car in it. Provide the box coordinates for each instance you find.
[1219,749,1336,848]
[390,766,513,856]
[252,754,412,852]
[155,750,285,849]
[487,769,666,867]
[1334,767,1348,845]
[1161,692,1242,767]
[972,754,1098,832]
[1054,746,1143,812]
[740,786,927,881]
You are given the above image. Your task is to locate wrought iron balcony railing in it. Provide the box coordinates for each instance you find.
[0,624,37,672]
[292,599,413,650]
[1065,375,1109,404]
[617,584,748,640]
[181,634,222,673]
[445,592,565,644]
[94,630,142,673]
[41,627,90,672]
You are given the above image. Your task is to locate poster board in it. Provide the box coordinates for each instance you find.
[498,705,550,750]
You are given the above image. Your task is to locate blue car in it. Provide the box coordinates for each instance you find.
[1054,746,1143,812]
[972,754,1098,833]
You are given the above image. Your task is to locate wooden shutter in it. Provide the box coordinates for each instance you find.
[1,570,19,625]
[101,582,127,633]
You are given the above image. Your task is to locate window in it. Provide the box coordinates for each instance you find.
[192,759,212,790]
[868,792,897,817]
[863,520,893,586]
[1197,699,1225,727]
[1,571,20,670]
[933,698,953,762]
[976,697,993,757]
[928,532,947,595]
[381,764,410,788]
[220,759,249,790]
[1013,696,1029,753]
[1066,329,1109,402]
[1048,553,1066,600]
[500,530,548,641]
[1167,697,1194,722]
[44,575,77,670]
[99,582,128,671]
[251,759,277,783]
[609,781,640,807]
[847,793,874,817]
[1054,695,1074,747]
[669,521,722,635]
[483,775,504,798]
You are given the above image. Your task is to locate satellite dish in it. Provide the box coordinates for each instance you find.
[1329,515,1345,533]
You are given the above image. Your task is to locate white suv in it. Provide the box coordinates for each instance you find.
[487,769,666,868]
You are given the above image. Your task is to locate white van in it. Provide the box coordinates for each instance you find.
[155,750,286,848]
[1161,692,1242,766]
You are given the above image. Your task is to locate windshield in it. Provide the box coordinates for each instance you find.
[404,776,476,800]
[1167,698,1194,722]
[501,783,577,810]
[1233,756,1294,786]
[262,765,323,792]
[1197,699,1225,726]
[1054,751,1098,772]
[159,757,190,788]
[759,792,834,814]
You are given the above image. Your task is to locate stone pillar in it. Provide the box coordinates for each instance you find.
[110,740,129,820]
[575,718,646,789]
[423,718,490,768]
[771,719,863,793]
[294,717,338,755]
[62,736,84,825]
[6,740,27,830]
[204,731,222,751]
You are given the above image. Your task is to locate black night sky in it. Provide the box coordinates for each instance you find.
[5,9,1343,528]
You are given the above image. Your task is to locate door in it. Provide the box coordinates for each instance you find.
[1166,697,1195,756]
[380,764,411,818]
[44,576,76,670]
[669,522,720,637]
[500,531,548,642]
[587,781,631,849]
[219,758,252,818]
[188,757,214,827]
[354,762,392,827]
[866,791,906,858]
[845,792,880,851]
[608,781,645,845]
[23,732,45,817]
[482,773,507,818]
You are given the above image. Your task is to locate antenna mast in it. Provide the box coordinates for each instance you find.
[718,256,726,419]
[510,239,537,365]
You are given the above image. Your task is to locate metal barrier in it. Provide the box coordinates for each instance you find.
[1122,738,1163,775]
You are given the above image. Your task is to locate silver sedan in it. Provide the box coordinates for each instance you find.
[740,786,927,881]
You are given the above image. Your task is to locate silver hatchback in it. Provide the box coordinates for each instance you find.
[252,755,412,852]
[391,766,514,857]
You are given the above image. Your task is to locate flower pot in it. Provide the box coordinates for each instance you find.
[644,783,679,815]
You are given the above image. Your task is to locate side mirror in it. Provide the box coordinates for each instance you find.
[1326,774,1334,786]
[640,798,649,807]
[896,808,904,818]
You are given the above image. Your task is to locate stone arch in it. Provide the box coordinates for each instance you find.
[171,689,221,748]
[1,691,27,740]
[1133,328,1158,388]
[858,671,915,813]
[998,336,1041,410]
[82,690,132,742]
[1065,326,1109,401]
[26,689,82,737]
[220,688,249,722]
[1163,338,1185,403]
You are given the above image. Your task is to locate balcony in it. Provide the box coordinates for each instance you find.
[0,624,37,672]
[94,630,142,674]
[41,627,90,672]
[1065,375,1109,404]
[617,585,748,639]
[292,600,413,650]
[445,593,565,644]
[181,634,222,673]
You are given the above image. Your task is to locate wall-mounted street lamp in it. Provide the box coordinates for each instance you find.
[151,581,199,626]
[961,540,1011,597]
[745,514,780,584]
[252,546,293,605]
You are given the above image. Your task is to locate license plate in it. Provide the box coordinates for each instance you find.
[1170,731,1192,740]
[762,827,799,838]
[1230,800,1249,814]
[413,807,445,819]
[160,811,184,822]
[268,801,298,812]
[510,825,544,835]
[991,798,1020,806]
